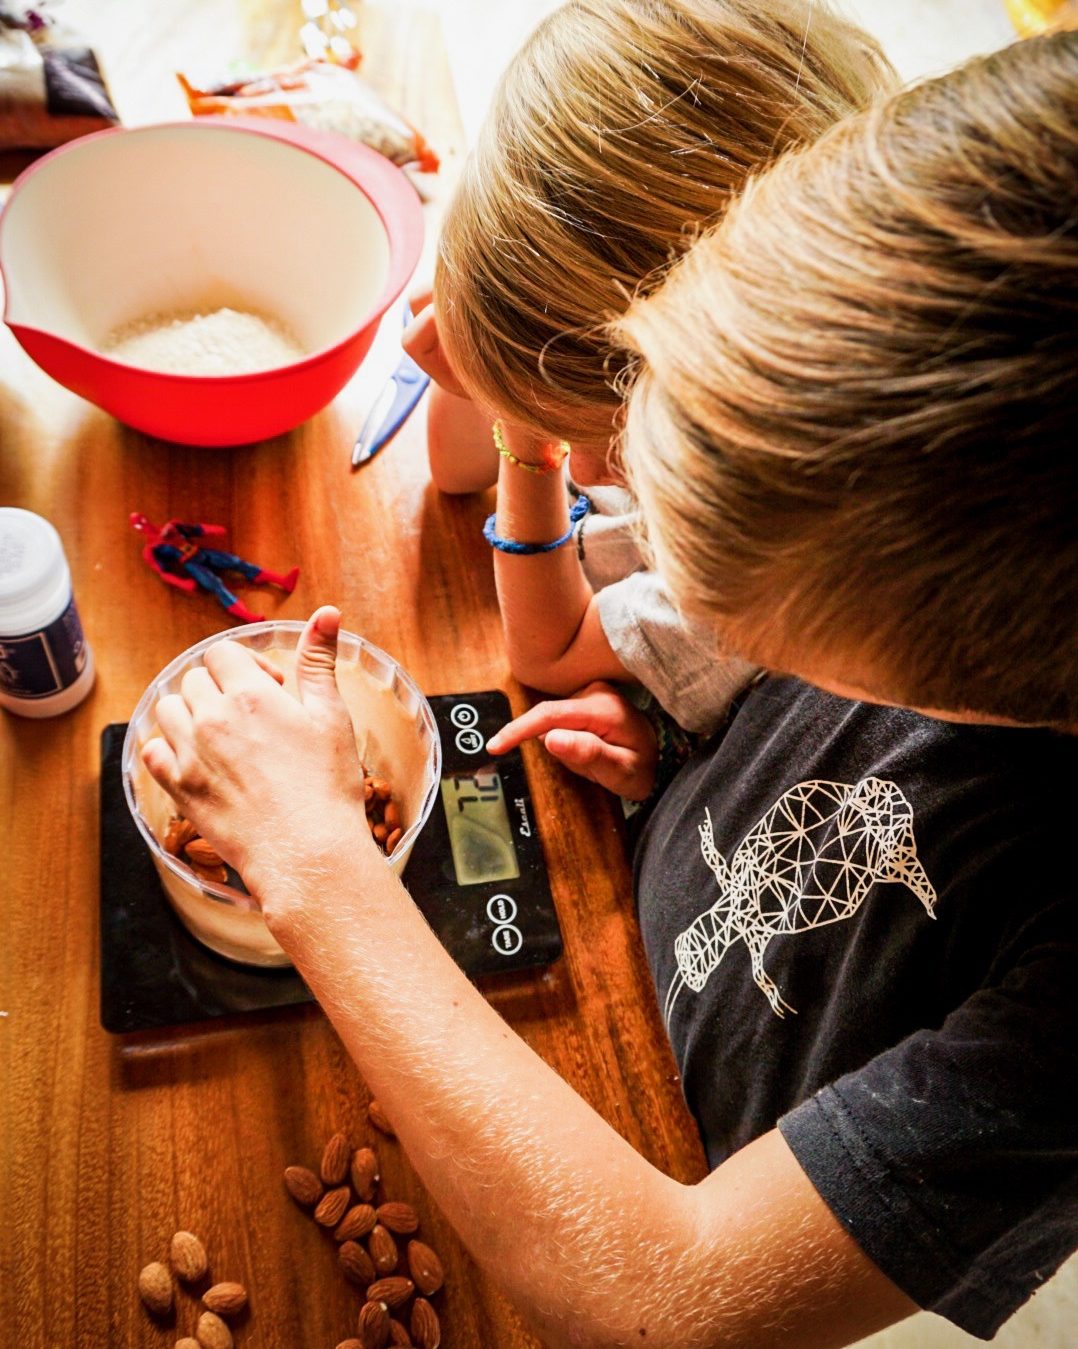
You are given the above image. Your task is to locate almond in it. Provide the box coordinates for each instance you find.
[336,1342,364,1349]
[164,817,199,856]
[137,1261,174,1316]
[368,1100,395,1137]
[335,1203,377,1242]
[314,1184,352,1227]
[321,1130,351,1185]
[385,827,403,854]
[202,1281,247,1317]
[406,1240,444,1297]
[357,1298,391,1349]
[368,1222,398,1274]
[410,1298,441,1349]
[190,861,229,886]
[195,1310,233,1349]
[350,1146,380,1201]
[383,801,401,831]
[367,1277,414,1310]
[284,1164,323,1207]
[185,837,224,868]
[170,1230,208,1283]
[339,1239,377,1285]
[389,1321,413,1346]
[177,1340,202,1349]
[377,1202,418,1235]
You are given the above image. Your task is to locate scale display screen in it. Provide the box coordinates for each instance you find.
[402,690,563,978]
[440,767,520,886]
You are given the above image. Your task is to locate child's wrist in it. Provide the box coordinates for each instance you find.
[493,420,570,474]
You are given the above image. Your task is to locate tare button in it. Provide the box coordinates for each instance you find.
[490,923,523,956]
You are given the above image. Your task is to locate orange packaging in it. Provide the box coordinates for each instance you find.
[177,55,439,173]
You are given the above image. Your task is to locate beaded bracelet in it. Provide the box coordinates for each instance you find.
[493,420,570,475]
[483,494,591,555]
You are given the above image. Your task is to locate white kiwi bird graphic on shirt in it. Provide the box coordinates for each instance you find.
[663,776,937,1028]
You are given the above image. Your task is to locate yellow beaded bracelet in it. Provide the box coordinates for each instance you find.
[492,420,570,475]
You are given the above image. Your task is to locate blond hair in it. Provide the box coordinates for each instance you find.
[435,0,893,442]
[618,32,1078,723]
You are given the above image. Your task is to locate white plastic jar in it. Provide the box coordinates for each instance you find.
[0,508,95,717]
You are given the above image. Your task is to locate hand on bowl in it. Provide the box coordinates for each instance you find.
[142,606,372,921]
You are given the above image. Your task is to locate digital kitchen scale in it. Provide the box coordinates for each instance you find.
[99,690,563,1032]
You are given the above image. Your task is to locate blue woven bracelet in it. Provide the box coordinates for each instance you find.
[483,494,591,555]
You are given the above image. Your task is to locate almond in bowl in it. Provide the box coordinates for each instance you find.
[122,622,441,967]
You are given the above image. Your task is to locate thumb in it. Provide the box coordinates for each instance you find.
[295,606,344,711]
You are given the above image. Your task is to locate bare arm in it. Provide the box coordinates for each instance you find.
[143,611,917,1349]
[403,304,500,494]
[492,423,629,692]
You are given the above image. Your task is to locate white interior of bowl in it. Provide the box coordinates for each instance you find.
[121,622,440,966]
[2,125,391,359]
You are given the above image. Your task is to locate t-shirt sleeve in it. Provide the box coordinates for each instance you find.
[594,570,758,735]
[778,922,1078,1340]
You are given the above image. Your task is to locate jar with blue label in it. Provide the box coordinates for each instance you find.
[0,508,95,717]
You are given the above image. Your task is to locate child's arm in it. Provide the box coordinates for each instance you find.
[426,384,501,493]
[403,304,500,494]
[492,421,630,692]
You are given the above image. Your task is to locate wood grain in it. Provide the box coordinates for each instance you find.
[0,4,707,1345]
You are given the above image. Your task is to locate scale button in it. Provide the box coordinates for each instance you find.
[487,893,518,924]
[450,702,480,729]
[454,727,485,754]
[491,923,523,956]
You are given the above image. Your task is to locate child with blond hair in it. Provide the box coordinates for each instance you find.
[405,0,894,749]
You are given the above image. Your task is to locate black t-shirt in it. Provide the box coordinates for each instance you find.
[634,676,1077,1340]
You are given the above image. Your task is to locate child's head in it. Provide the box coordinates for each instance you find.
[434,0,893,446]
[616,32,1078,726]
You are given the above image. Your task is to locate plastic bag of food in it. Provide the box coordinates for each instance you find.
[0,2,118,148]
[177,54,439,173]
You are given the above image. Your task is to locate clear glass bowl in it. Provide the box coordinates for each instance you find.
[122,621,441,967]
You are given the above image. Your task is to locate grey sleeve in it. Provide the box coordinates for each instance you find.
[778,937,1078,1340]
[594,570,758,735]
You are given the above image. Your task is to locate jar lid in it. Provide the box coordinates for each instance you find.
[0,508,67,612]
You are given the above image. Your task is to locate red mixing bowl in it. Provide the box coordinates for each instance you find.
[0,118,423,446]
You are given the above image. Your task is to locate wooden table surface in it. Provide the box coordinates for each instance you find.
[0,3,707,1347]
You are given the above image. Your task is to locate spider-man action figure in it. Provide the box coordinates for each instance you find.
[130,514,299,623]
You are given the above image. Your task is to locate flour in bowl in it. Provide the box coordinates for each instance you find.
[103,307,305,374]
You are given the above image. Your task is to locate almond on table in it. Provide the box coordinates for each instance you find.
[137,1261,174,1316]
[322,1130,352,1185]
[170,1230,209,1283]
[368,1222,398,1274]
[202,1281,247,1316]
[314,1185,352,1227]
[350,1145,380,1201]
[284,1163,324,1207]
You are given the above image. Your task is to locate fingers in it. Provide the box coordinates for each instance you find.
[402,304,471,397]
[141,734,181,796]
[544,729,655,801]
[251,652,287,685]
[295,606,345,711]
[487,686,622,754]
[155,692,194,750]
[179,664,222,714]
[204,638,282,693]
